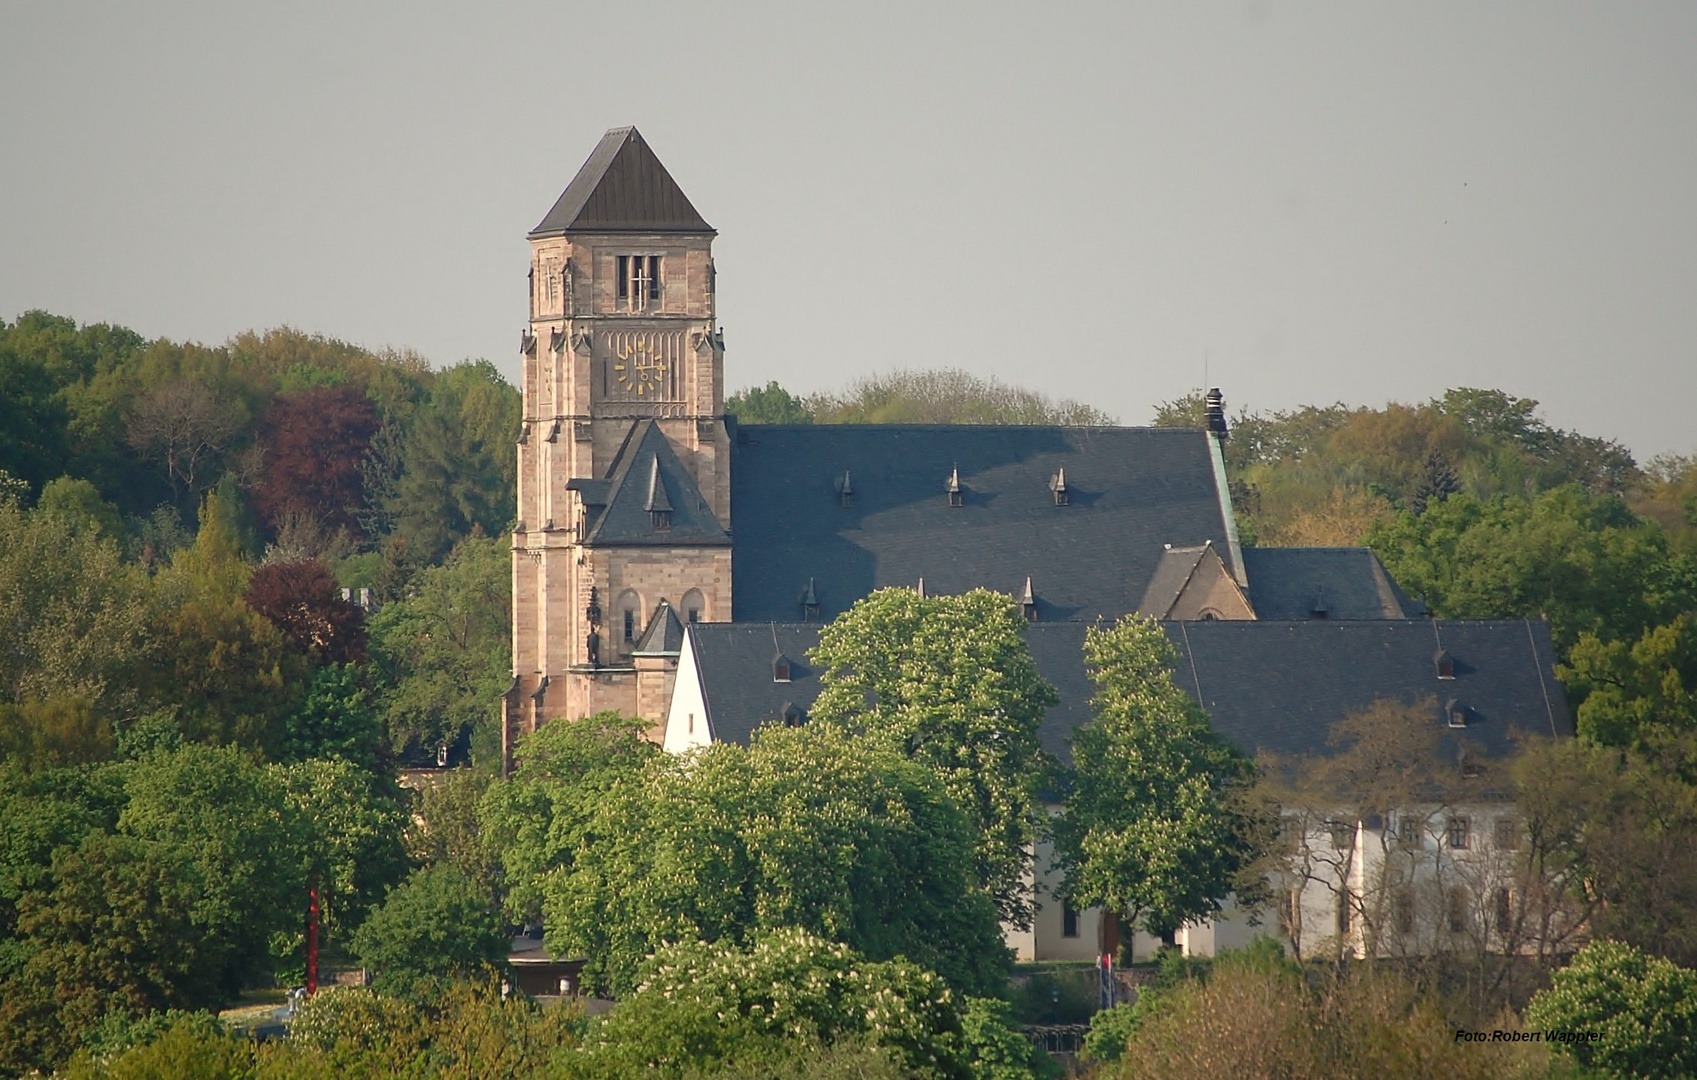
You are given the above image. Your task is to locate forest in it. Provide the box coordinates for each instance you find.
[2,311,1697,1078]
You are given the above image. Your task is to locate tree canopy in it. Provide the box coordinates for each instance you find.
[808,587,1058,927]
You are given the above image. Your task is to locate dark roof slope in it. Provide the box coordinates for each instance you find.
[530,127,714,237]
[583,421,730,546]
[633,600,685,657]
[729,426,1236,623]
[686,619,1570,766]
[690,623,824,747]
[1241,547,1419,620]
[1137,544,1212,618]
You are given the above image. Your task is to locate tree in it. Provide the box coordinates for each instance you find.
[143,493,307,750]
[1055,615,1258,943]
[35,476,124,540]
[277,664,383,767]
[808,587,1058,927]
[1562,615,1697,754]
[273,758,411,952]
[125,379,244,502]
[541,723,1008,998]
[479,713,659,924]
[1525,940,1697,1080]
[568,929,1012,1080]
[252,383,380,536]
[1367,487,1697,653]
[380,361,518,563]
[0,697,114,770]
[245,559,367,666]
[118,744,303,996]
[351,863,507,1000]
[0,496,152,716]
[809,368,1114,426]
[367,535,510,763]
[725,380,814,423]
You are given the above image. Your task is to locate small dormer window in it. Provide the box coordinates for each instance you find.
[1049,468,1069,506]
[946,467,964,508]
[1309,587,1329,620]
[1434,649,1455,680]
[1446,698,1468,728]
[800,578,820,621]
[836,470,855,508]
[1019,576,1037,622]
[772,652,792,683]
[782,702,805,727]
[650,509,672,530]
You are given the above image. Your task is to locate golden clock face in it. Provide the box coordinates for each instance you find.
[613,340,667,396]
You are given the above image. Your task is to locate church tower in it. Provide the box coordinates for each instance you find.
[508,127,731,767]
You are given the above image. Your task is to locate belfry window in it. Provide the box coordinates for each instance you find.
[617,255,661,310]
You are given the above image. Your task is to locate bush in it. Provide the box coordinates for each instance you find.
[1525,940,1697,1080]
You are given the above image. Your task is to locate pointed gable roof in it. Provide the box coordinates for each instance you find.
[582,420,730,546]
[632,599,686,657]
[530,127,714,237]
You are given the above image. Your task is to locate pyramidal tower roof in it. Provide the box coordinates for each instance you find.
[530,126,714,237]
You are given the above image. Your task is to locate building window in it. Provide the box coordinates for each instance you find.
[1447,887,1469,933]
[1329,820,1355,850]
[1279,888,1300,938]
[1062,901,1079,939]
[1394,888,1415,935]
[1494,888,1513,935]
[682,589,705,626]
[623,609,635,642]
[617,255,661,310]
[1398,815,1423,847]
[1336,891,1352,935]
[1446,816,1471,850]
[1493,817,1518,850]
[687,712,695,735]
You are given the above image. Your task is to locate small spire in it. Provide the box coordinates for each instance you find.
[645,456,672,513]
[1050,468,1069,506]
[836,470,855,507]
[1020,576,1037,622]
[916,577,926,598]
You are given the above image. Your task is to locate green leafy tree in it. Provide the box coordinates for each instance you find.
[542,723,1008,997]
[810,368,1114,426]
[35,476,124,540]
[1525,940,1697,1080]
[0,696,114,771]
[479,713,658,924]
[1562,615,1697,753]
[1367,487,1697,653]
[725,380,814,423]
[0,497,152,715]
[1055,616,1257,942]
[350,863,507,1000]
[367,534,511,763]
[118,744,302,995]
[143,493,308,750]
[381,361,518,563]
[808,587,1058,927]
[273,758,411,951]
[569,929,1006,1080]
[277,664,383,767]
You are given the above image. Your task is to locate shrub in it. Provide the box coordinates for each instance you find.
[1525,940,1697,1080]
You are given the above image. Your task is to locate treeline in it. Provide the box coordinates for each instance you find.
[0,310,516,765]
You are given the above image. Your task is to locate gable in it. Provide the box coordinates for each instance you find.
[1240,547,1418,620]
[582,421,730,546]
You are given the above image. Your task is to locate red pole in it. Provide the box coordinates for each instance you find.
[306,888,320,996]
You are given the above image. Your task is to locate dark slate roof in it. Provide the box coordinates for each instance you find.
[633,599,685,657]
[689,623,824,747]
[1137,544,1213,617]
[530,127,714,237]
[686,618,1571,766]
[728,426,1237,623]
[583,421,730,547]
[1241,547,1420,620]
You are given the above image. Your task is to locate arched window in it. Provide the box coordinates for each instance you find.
[617,589,642,645]
[681,588,707,625]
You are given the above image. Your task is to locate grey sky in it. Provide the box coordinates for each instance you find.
[3,2,1693,459]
